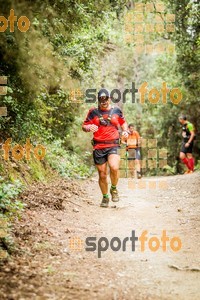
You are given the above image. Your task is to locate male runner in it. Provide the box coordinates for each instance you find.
[82,89,128,207]
[179,115,195,174]
[121,123,142,178]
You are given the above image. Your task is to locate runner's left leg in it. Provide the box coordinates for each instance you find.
[96,162,108,195]
[108,153,120,202]
[186,153,194,171]
[108,154,120,186]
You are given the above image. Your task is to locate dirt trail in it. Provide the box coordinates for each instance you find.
[0,173,200,300]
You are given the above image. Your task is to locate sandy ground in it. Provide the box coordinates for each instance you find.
[0,172,200,300]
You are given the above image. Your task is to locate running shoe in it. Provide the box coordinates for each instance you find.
[110,188,119,202]
[100,197,109,208]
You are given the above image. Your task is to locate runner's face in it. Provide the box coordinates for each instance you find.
[129,126,134,133]
[98,97,110,110]
[179,118,184,125]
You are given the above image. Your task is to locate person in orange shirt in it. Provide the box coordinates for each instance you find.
[122,123,142,179]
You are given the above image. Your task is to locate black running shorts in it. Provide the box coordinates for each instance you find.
[180,141,193,154]
[93,147,120,165]
[127,148,141,160]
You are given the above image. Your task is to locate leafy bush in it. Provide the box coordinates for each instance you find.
[0,179,25,256]
[0,179,25,218]
[45,140,94,178]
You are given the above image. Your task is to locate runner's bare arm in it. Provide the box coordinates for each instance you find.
[121,135,127,144]
[121,122,129,138]
[82,124,98,132]
[121,122,128,132]
[82,108,98,132]
[185,130,195,147]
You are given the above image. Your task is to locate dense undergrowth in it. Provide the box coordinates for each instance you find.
[0,141,93,257]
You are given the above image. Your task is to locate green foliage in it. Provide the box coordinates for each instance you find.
[46,140,94,178]
[0,179,25,217]
[167,0,200,101]
[0,0,127,147]
[0,178,25,256]
[27,159,47,181]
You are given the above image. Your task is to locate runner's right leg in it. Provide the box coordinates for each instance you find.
[186,153,195,172]
[135,148,142,178]
[96,162,108,194]
[96,163,109,207]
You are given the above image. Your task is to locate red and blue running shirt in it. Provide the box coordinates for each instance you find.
[82,106,126,149]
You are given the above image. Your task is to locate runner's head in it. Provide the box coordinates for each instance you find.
[98,89,110,110]
[128,123,135,133]
[179,115,187,124]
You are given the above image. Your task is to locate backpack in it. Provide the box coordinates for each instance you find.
[94,107,114,126]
